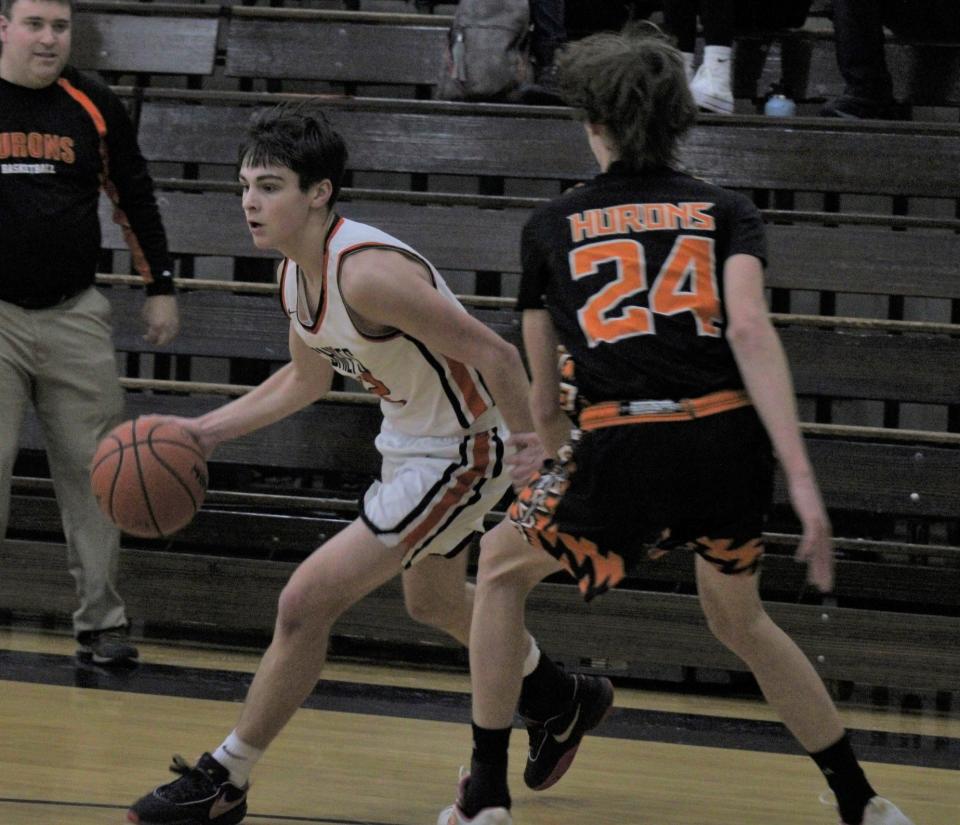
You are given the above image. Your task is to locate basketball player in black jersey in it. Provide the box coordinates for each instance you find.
[438,26,914,825]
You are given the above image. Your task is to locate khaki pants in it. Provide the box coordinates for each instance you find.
[0,287,127,636]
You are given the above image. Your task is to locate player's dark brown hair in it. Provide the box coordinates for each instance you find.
[556,24,696,172]
[239,99,348,205]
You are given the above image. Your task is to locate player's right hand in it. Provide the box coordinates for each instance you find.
[139,414,216,459]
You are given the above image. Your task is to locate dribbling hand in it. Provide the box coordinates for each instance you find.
[138,414,215,459]
[505,431,547,491]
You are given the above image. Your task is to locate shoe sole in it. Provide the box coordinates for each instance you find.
[528,677,615,791]
[693,92,734,114]
[437,805,512,825]
[823,109,863,120]
[77,650,140,666]
[127,806,247,825]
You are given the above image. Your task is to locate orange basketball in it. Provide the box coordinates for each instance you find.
[91,417,208,538]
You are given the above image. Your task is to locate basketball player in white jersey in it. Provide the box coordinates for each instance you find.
[128,100,610,825]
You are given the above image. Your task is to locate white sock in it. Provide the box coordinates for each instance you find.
[703,44,732,71]
[212,731,263,788]
[682,52,695,83]
[522,636,541,677]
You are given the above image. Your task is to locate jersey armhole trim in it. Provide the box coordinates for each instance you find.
[337,243,437,342]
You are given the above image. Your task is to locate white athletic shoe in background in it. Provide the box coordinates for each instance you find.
[436,804,512,825]
[690,61,734,114]
[859,797,915,825]
[821,792,915,825]
[437,771,512,825]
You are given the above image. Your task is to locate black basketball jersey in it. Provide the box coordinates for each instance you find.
[517,162,767,407]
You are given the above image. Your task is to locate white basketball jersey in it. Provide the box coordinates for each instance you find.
[279,216,499,438]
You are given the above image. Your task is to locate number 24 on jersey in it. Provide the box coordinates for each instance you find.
[571,235,721,347]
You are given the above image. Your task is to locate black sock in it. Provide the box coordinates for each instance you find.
[518,651,575,722]
[461,724,511,817]
[809,733,876,825]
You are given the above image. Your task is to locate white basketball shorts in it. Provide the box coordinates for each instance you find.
[361,416,511,567]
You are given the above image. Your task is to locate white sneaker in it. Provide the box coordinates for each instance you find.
[437,771,512,825]
[690,61,734,114]
[436,804,512,825]
[860,797,915,825]
[821,792,915,825]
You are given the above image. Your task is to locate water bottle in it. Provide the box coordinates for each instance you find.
[764,85,796,117]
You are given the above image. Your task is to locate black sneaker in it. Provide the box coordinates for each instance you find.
[516,64,565,106]
[76,625,139,666]
[523,674,614,791]
[127,753,248,824]
[819,94,903,120]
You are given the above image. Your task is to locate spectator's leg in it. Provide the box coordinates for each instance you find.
[734,0,812,31]
[930,0,960,38]
[0,301,32,557]
[35,289,128,639]
[699,0,735,47]
[882,0,960,40]
[689,0,735,112]
[879,0,920,39]
[820,0,898,117]
[663,0,698,53]
[529,0,566,77]
[519,0,566,104]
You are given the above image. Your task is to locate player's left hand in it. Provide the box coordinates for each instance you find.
[505,431,546,491]
[789,475,834,593]
[143,294,180,346]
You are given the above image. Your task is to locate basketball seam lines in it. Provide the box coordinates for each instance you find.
[105,433,123,524]
[132,418,164,537]
[146,432,201,511]
[92,438,204,470]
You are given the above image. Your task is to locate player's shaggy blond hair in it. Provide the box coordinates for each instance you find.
[556,25,697,172]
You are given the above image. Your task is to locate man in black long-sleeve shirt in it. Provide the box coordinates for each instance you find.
[0,0,179,664]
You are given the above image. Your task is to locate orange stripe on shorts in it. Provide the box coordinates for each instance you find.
[400,430,490,552]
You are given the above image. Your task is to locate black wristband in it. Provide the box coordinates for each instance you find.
[145,270,176,296]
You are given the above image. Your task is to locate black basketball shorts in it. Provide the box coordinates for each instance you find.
[509,402,774,601]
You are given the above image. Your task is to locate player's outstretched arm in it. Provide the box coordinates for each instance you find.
[723,253,834,593]
[178,326,334,456]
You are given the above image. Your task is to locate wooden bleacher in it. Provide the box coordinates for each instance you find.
[70,1,960,115]
[226,6,448,95]
[127,91,960,206]
[3,7,959,700]
[72,2,221,82]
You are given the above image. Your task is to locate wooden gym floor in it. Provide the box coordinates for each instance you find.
[0,627,957,825]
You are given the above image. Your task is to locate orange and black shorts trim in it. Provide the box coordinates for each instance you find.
[692,535,765,575]
[509,474,765,599]
[508,460,627,602]
[653,533,765,577]
[579,389,751,432]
